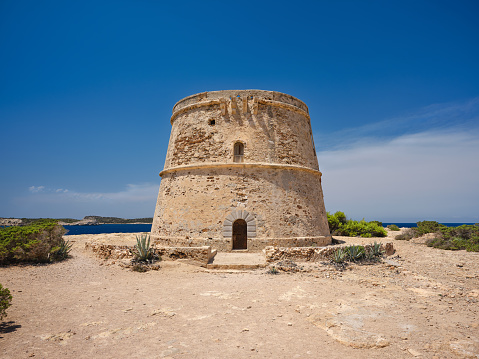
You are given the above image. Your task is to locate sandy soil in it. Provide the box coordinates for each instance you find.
[1,230,478,359]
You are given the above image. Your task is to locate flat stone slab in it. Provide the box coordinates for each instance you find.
[206,252,266,270]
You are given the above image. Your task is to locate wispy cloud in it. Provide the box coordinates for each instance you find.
[317,97,479,151]
[28,185,45,193]
[26,183,159,203]
[16,183,160,218]
[318,128,479,222]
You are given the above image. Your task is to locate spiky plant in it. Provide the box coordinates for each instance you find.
[135,234,152,262]
[332,248,346,263]
[370,241,383,257]
[267,266,279,275]
[49,237,73,261]
[346,245,365,261]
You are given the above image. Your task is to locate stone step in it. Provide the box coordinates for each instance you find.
[206,252,266,270]
[206,263,267,270]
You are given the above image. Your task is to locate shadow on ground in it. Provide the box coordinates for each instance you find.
[0,321,21,338]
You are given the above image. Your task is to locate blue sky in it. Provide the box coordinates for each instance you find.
[1,0,478,222]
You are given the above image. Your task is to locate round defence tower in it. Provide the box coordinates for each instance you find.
[151,90,331,251]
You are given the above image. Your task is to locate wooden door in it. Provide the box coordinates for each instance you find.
[232,219,247,250]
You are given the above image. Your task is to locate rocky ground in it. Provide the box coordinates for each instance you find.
[1,229,478,358]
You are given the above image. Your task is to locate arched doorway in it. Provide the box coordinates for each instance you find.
[233,142,244,163]
[232,219,247,250]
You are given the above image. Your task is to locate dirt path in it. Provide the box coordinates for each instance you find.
[1,231,478,358]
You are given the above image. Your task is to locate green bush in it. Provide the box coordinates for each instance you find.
[0,220,67,264]
[387,224,400,231]
[0,283,12,320]
[425,224,479,252]
[327,211,347,233]
[416,221,447,236]
[396,221,479,252]
[327,212,387,237]
[395,228,417,240]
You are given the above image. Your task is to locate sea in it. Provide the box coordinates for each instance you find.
[62,222,477,235]
[382,222,476,228]
[64,223,152,235]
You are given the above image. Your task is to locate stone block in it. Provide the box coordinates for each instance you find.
[245,213,255,223]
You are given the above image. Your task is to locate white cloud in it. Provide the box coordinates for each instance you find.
[317,96,479,151]
[318,129,479,222]
[28,185,45,193]
[27,183,159,203]
[17,183,160,218]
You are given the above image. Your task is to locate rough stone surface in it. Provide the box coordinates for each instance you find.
[151,90,331,251]
[85,242,214,264]
[263,243,395,263]
[0,218,23,226]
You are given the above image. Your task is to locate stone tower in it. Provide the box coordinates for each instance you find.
[151,90,331,251]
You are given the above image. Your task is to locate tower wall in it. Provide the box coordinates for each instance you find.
[151,90,331,251]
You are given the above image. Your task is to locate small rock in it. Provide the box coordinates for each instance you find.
[385,243,395,256]
[407,348,422,356]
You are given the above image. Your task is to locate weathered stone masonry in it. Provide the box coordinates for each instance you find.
[151,90,331,251]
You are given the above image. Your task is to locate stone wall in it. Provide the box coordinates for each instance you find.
[152,166,330,251]
[264,243,395,263]
[85,242,215,264]
[165,101,318,169]
[151,90,331,251]
[152,236,331,252]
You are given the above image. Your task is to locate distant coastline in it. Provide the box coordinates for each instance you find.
[2,217,476,232]
[0,216,153,227]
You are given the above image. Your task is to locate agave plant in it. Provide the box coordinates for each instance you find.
[332,248,346,263]
[370,241,383,257]
[346,245,365,261]
[135,234,152,262]
[267,266,279,275]
[50,237,73,261]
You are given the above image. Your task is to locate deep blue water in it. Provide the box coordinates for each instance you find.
[382,222,476,228]
[64,223,152,235]
[61,222,477,235]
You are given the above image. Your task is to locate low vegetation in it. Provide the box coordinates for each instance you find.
[1,216,153,226]
[134,234,153,262]
[0,219,71,264]
[331,242,384,265]
[82,216,153,224]
[131,234,160,272]
[395,221,479,252]
[387,224,400,231]
[327,211,387,238]
[0,284,12,320]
